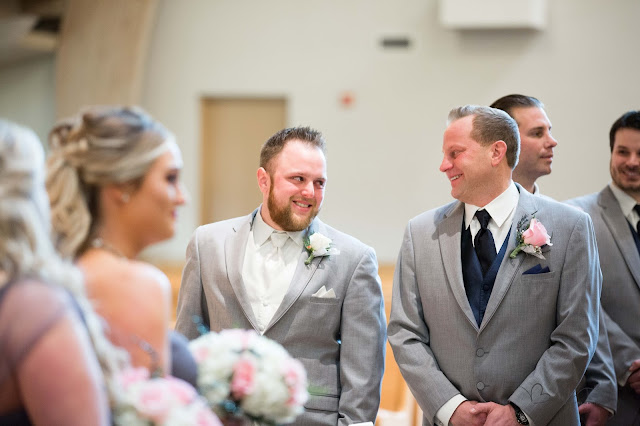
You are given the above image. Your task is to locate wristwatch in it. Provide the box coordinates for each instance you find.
[510,402,529,425]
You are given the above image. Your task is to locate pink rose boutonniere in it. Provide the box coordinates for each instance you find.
[509,214,552,259]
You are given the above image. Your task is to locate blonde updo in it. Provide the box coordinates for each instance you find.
[46,106,173,258]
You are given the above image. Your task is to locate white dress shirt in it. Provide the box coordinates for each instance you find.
[464,182,520,252]
[609,182,640,232]
[436,182,531,426]
[242,209,303,333]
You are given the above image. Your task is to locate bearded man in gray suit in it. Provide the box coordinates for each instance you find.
[567,110,640,426]
[175,126,386,426]
[389,105,601,426]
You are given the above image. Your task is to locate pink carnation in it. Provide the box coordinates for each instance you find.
[166,376,198,404]
[194,402,224,426]
[522,218,550,247]
[118,367,150,389]
[135,380,173,422]
[230,355,256,399]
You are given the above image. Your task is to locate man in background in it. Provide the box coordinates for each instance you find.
[491,94,617,426]
[567,110,640,425]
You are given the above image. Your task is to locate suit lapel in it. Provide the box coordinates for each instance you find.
[598,187,640,288]
[225,209,260,330]
[480,186,538,332]
[264,218,323,332]
[439,202,478,329]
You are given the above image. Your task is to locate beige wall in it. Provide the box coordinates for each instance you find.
[2,0,639,262]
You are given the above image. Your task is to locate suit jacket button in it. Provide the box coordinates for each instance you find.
[476,382,485,390]
[476,348,485,357]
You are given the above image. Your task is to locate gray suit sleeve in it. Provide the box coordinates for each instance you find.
[175,228,209,340]
[582,307,618,412]
[601,307,640,382]
[337,247,387,425]
[388,222,462,422]
[510,214,601,425]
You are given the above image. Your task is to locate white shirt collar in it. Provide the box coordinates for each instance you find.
[253,206,304,247]
[531,182,540,195]
[464,182,519,230]
[609,182,639,222]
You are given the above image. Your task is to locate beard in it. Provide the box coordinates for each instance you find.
[267,185,319,232]
[611,163,640,194]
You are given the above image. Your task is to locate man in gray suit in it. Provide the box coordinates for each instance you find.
[175,126,386,426]
[389,105,601,426]
[567,110,640,426]
[491,94,617,426]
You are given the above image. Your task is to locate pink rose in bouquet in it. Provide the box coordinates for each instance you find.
[114,366,222,426]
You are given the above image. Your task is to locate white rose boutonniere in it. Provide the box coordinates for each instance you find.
[509,213,552,259]
[304,232,340,265]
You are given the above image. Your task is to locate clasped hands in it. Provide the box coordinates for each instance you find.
[450,401,520,426]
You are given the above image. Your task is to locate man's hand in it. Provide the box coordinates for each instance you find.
[578,402,611,426]
[628,359,640,394]
[472,402,519,426]
[450,401,487,426]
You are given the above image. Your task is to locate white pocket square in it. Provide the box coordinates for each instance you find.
[312,286,336,299]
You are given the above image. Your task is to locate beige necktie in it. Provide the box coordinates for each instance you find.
[269,231,289,261]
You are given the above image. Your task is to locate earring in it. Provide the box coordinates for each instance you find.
[121,193,130,203]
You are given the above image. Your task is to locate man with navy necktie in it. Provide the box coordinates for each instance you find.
[491,94,617,426]
[389,105,601,426]
[567,110,640,425]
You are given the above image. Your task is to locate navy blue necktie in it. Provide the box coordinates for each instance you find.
[475,209,496,276]
[634,204,640,235]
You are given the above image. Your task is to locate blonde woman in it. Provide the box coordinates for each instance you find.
[47,106,189,378]
[0,119,122,425]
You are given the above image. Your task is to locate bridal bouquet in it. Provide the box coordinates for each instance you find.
[113,366,222,426]
[189,329,309,425]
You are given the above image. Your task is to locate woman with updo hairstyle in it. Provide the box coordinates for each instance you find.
[46,106,192,380]
[0,119,125,425]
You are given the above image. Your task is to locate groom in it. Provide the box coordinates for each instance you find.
[388,105,601,426]
[175,126,386,426]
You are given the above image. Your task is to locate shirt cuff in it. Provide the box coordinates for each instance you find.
[619,369,632,387]
[350,423,373,426]
[434,394,467,426]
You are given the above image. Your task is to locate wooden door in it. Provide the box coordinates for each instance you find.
[200,97,286,225]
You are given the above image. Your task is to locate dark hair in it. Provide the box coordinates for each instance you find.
[490,94,544,119]
[260,126,326,172]
[609,110,640,152]
[448,105,520,169]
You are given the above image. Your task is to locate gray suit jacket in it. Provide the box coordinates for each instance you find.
[567,187,640,425]
[175,209,387,426]
[388,185,601,426]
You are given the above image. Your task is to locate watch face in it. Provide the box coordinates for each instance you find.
[516,411,529,425]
